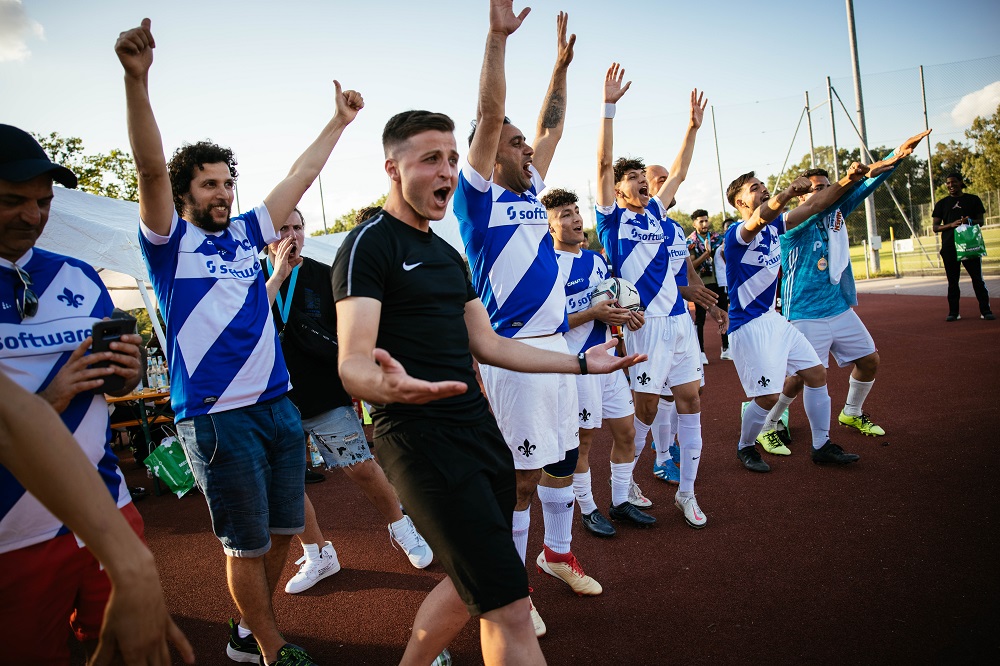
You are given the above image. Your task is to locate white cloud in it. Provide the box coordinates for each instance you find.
[0,0,44,63]
[951,81,1000,127]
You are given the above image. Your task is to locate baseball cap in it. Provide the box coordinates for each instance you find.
[0,124,78,188]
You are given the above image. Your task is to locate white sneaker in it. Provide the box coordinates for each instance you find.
[528,595,546,637]
[627,479,652,508]
[674,492,707,529]
[720,348,733,361]
[389,515,434,568]
[701,352,709,365]
[284,541,341,594]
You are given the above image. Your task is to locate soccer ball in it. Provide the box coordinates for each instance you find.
[591,277,643,312]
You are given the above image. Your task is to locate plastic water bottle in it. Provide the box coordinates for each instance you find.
[309,439,323,467]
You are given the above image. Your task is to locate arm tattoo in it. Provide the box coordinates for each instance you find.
[541,92,565,128]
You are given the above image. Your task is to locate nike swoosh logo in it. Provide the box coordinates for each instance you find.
[402,262,423,271]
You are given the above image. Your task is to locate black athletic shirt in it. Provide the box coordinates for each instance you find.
[933,193,985,254]
[331,210,490,436]
[263,255,352,419]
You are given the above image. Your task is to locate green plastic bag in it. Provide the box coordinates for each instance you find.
[143,433,195,498]
[955,223,987,260]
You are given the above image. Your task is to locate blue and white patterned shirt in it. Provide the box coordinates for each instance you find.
[139,206,290,420]
[556,249,611,354]
[596,197,687,317]
[454,161,569,338]
[1,248,130,554]
[725,214,786,333]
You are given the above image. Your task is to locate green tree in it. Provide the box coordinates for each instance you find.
[962,104,1000,193]
[310,193,388,236]
[32,132,138,202]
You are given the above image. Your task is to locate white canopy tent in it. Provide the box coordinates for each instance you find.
[41,188,467,347]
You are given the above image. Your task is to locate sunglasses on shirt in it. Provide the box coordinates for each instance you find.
[13,264,39,320]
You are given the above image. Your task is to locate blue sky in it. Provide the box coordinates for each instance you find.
[3,0,999,225]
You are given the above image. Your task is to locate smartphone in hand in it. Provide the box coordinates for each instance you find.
[91,316,137,394]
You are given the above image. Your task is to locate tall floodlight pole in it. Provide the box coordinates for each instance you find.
[805,91,816,168]
[318,173,328,233]
[920,65,936,206]
[711,105,728,216]
[827,77,840,180]
[846,0,880,271]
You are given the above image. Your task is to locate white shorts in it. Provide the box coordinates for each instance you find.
[730,310,822,397]
[624,314,703,395]
[791,309,876,368]
[577,366,633,430]
[480,335,579,470]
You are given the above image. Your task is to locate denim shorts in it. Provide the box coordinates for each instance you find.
[301,405,373,469]
[176,396,305,558]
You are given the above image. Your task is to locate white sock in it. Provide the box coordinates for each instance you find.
[537,485,574,554]
[609,461,631,506]
[301,542,320,561]
[654,399,677,465]
[512,508,530,565]
[633,416,652,462]
[803,384,832,449]
[844,377,874,417]
[237,622,252,639]
[573,470,597,515]
[763,393,794,433]
[740,400,770,448]
[677,413,702,494]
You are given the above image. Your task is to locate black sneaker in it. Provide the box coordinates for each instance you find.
[982,312,996,321]
[304,469,326,484]
[945,313,961,322]
[775,421,792,446]
[811,440,860,465]
[737,446,771,472]
[227,618,260,663]
[260,644,317,666]
[609,501,657,527]
[580,509,616,537]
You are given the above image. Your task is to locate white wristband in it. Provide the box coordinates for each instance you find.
[602,103,616,119]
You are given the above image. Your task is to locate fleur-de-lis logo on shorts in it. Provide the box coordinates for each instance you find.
[518,439,536,457]
[638,372,651,386]
[580,408,591,423]
[57,288,84,308]
[757,376,770,388]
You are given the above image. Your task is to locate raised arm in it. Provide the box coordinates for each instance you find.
[655,89,707,205]
[784,161,868,229]
[263,81,363,232]
[116,19,174,236]
[530,11,575,179]
[739,177,812,242]
[597,63,631,208]
[336,297,468,405]
[0,372,194,665]
[467,0,531,178]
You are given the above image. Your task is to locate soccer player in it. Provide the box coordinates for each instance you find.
[596,64,726,528]
[454,4,601,614]
[724,163,872,473]
[117,19,363,665]
[753,130,931,455]
[333,107,643,665]
[543,188,654,536]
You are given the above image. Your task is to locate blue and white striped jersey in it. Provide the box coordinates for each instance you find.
[454,161,569,338]
[725,214,786,333]
[1,248,130,554]
[596,197,687,317]
[139,206,290,421]
[556,249,611,354]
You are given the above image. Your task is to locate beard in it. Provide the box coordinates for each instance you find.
[188,201,232,232]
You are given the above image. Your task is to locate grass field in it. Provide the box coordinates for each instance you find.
[851,226,999,278]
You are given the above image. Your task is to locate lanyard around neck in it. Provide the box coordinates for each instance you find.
[266,258,299,324]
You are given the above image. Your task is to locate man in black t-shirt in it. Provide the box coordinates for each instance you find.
[932,173,994,321]
[262,210,433,600]
[332,104,644,664]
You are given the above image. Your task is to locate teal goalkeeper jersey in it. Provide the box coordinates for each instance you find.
[780,163,897,322]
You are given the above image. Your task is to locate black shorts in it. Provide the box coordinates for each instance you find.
[376,418,528,616]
